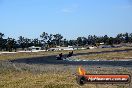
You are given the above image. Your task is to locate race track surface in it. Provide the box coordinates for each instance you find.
[10,55,132,67]
[10,48,132,67]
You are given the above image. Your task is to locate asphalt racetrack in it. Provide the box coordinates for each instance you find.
[10,55,132,67]
[10,49,132,67]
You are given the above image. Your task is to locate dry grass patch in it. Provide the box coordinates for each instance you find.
[0,47,132,61]
[0,51,70,60]
[0,70,79,88]
[0,63,131,88]
[73,51,132,60]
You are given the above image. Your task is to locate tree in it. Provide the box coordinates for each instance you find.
[24,38,31,49]
[0,32,132,51]
[32,38,40,46]
[123,32,129,43]
[6,38,16,52]
[82,37,87,46]
[0,32,4,39]
[2,39,7,51]
[76,37,83,46]
[18,36,25,50]
[47,34,54,48]
[40,32,49,43]
[116,33,124,44]
[87,35,96,45]
[103,35,109,44]
[129,33,132,43]
[40,32,49,49]
[108,37,114,45]
[68,40,76,46]
[63,38,68,47]
[0,32,5,51]
[53,34,63,46]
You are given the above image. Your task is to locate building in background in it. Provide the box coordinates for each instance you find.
[28,46,41,51]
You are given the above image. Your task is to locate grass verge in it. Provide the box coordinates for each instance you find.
[0,47,132,61]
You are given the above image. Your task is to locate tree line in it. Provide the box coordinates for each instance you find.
[0,32,132,52]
